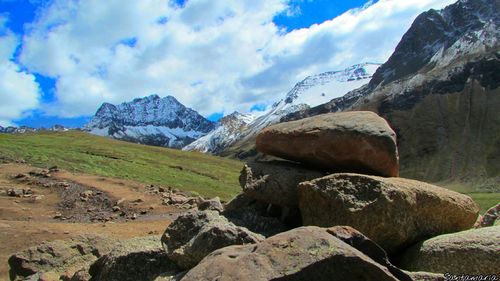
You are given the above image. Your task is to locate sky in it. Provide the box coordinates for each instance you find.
[0,0,456,128]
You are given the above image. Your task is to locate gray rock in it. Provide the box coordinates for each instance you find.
[298,173,479,253]
[89,236,178,281]
[223,193,288,237]
[198,197,223,212]
[326,226,412,281]
[181,226,403,281]
[399,226,500,275]
[161,210,264,269]
[478,203,499,227]
[239,160,323,207]
[256,111,399,177]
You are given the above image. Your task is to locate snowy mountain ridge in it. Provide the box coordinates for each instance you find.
[184,63,381,154]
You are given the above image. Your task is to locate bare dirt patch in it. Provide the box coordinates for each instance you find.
[0,162,188,280]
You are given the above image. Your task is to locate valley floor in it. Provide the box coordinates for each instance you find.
[0,163,184,280]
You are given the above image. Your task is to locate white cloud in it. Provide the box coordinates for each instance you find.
[19,0,455,119]
[0,18,40,127]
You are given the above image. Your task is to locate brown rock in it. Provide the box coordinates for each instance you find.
[298,173,479,253]
[239,160,323,207]
[8,235,116,281]
[181,226,402,281]
[256,111,399,177]
[399,226,500,275]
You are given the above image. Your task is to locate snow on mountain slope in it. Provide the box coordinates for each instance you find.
[287,63,381,108]
[184,63,380,154]
[84,95,215,148]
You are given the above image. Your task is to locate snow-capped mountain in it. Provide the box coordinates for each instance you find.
[184,63,380,154]
[183,112,256,153]
[284,0,499,122]
[282,0,500,189]
[84,94,215,148]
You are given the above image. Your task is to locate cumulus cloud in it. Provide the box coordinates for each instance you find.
[19,0,455,118]
[0,18,40,126]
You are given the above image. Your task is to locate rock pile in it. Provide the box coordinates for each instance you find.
[145,184,205,210]
[6,187,33,198]
[9,111,496,281]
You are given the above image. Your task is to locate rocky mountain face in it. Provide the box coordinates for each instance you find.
[282,0,500,190]
[84,95,215,148]
[190,63,380,156]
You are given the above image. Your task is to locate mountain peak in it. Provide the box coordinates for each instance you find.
[369,0,498,87]
[132,94,161,103]
[220,111,255,125]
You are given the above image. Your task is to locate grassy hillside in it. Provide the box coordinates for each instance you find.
[0,131,243,200]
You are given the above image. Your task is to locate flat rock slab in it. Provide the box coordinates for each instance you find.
[180,226,404,281]
[239,160,324,207]
[256,111,399,177]
[399,226,500,276]
[298,173,479,253]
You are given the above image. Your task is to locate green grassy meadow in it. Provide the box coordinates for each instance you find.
[439,182,499,213]
[0,131,243,201]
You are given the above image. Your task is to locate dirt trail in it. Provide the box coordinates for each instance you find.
[0,163,185,280]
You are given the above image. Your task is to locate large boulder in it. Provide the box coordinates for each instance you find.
[298,173,479,253]
[161,210,264,270]
[8,235,117,281]
[239,160,324,207]
[181,226,405,281]
[256,111,399,177]
[399,226,500,275]
[89,236,178,281]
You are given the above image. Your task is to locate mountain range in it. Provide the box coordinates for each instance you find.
[0,125,70,134]
[82,63,380,152]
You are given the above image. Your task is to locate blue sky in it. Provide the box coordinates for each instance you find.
[0,0,455,127]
